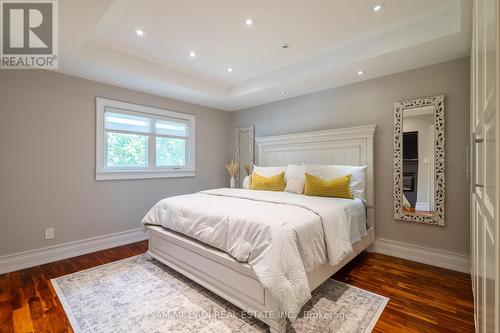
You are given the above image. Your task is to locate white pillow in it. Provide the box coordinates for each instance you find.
[285,177,305,194]
[304,164,367,200]
[242,176,252,189]
[284,165,306,194]
[286,164,305,181]
[252,165,287,177]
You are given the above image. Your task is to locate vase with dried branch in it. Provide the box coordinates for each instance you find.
[225,160,238,188]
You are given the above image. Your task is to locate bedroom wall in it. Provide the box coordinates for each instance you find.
[232,57,470,256]
[0,70,232,256]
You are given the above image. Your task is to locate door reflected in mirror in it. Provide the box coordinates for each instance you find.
[401,106,435,217]
[393,95,445,225]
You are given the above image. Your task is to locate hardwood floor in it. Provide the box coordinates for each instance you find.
[0,242,148,333]
[333,253,475,333]
[0,241,474,333]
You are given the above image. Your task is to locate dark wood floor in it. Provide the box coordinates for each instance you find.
[0,241,474,333]
[333,252,475,333]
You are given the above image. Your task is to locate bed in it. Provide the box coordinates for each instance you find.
[144,125,376,333]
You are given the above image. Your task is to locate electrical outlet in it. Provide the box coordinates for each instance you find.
[45,227,54,240]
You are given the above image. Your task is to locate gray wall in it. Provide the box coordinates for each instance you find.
[0,57,470,258]
[232,57,470,256]
[0,70,232,255]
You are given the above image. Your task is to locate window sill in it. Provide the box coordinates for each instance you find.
[95,169,195,181]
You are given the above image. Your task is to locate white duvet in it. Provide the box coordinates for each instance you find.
[142,188,366,319]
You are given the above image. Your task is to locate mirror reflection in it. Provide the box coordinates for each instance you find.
[235,126,254,188]
[238,131,251,187]
[402,106,435,217]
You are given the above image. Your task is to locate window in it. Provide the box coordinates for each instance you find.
[96,98,195,180]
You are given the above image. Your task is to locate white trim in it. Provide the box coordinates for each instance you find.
[415,202,431,211]
[95,97,196,181]
[0,228,148,275]
[96,97,196,124]
[375,238,470,273]
[95,169,195,180]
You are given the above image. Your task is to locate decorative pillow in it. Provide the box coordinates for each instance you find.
[285,177,305,194]
[286,164,305,180]
[304,165,366,200]
[252,165,287,178]
[285,164,306,194]
[251,172,285,191]
[242,176,252,189]
[304,173,354,199]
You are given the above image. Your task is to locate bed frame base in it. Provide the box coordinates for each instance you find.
[147,225,374,333]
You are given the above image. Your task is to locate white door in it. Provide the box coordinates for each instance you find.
[471,0,499,332]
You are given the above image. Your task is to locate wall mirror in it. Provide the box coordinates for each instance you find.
[235,126,255,188]
[393,95,445,226]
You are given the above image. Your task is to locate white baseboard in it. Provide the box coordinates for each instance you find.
[0,228,149,275]
[375,238,470,273]
[0,231,470,275]
[415,202,432,211]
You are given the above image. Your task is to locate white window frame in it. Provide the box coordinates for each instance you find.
[95,97,195,180]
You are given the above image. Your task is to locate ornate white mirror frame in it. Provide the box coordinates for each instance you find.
[234,126,255,188]
[393,95,445,226]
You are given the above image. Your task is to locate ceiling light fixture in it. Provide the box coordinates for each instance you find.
[357,70,365,75]
[372,3,384,12]
[227,67,233,72]
[189,51,196,58]
[245,18,254,26]
[281,91,287,95]
[134,29,146,37]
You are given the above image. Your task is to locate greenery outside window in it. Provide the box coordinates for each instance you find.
[96,98,195,180]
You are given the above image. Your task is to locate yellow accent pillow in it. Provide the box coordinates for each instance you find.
[250,172,286,191]
[304,173,354,199]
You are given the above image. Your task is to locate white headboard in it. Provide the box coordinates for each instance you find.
[255,125,376,227]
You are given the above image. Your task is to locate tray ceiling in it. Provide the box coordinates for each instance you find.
[57,0,471,111]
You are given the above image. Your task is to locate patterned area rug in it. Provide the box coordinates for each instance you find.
[51,254,388,333]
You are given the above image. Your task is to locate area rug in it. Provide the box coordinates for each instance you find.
[51,254,388,333]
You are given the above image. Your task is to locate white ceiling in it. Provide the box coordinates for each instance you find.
[57,0,471,111]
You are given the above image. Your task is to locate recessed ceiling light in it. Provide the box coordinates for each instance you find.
[227,67,233,72]
[281,91,287,95]
[134,29,146,37]
[357,70,365,75]
[245,18,254,26]
[372,3,384,12]
[189,51,196,58]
